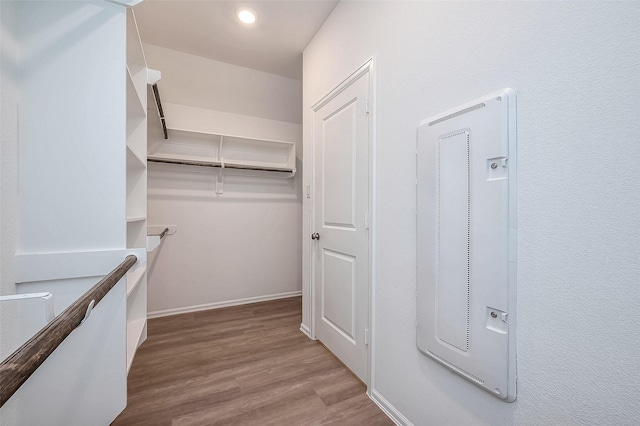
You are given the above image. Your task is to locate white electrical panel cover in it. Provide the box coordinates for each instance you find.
[416,89,517,401]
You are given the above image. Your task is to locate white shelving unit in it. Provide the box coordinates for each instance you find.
[147,128,297,182]
[125,8,148,372]
[7,2,149,423]
[126,262,146,296]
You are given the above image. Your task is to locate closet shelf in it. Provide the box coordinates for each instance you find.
[148,128,296,177]
[148,153,221,168]
[127,145,146,170]
[126,263,146,297]
[127,215,146,223]
[126,66,146,119]
[148,154,294,174]
[222,159,295,172]
[126,317,146,371]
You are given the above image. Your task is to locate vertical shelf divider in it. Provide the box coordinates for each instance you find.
[125,7,149,373]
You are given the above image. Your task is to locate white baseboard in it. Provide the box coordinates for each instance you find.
[147,291,302,319]
[370,389,413,426]
[299,322,313,338]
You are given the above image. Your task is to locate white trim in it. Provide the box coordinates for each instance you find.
[311,58,374,113]
[370,389,414,426]
[147,291,302,319]
[367,55,378,393]
[299,323,314,339]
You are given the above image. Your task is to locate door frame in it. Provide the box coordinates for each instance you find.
[308,58,376,389]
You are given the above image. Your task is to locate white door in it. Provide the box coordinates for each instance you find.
[312,70,370,382]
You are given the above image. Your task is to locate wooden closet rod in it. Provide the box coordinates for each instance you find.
[149,227,169,240]
[0,255,138,407]
[159,227,169,239]
[147,157,294,174]
[151,83,168,140]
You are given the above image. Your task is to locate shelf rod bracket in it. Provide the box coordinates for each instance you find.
[216,169,224,195]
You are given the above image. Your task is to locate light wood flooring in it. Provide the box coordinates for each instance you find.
[112,297,393,425]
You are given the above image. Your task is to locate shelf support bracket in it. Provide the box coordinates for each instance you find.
[215,168,224,195]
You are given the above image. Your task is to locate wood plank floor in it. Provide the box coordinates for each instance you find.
[112,297,393,426]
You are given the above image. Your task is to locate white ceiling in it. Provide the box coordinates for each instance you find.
[133,1,339,80]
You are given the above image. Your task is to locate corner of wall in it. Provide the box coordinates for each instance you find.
[369,389,414,426]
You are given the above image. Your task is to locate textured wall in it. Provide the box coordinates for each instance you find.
[303,1,640,424]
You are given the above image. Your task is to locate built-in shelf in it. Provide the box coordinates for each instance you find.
[127,145,146,170]
[223,159,294,172]
[125,7,148,374]
[126,67,146,120]
[148,130,296,177]
[126,164,146,225]
[126,212,146,223]
[126,215,146,223]
[126,317,146,372]
[148,153,222,168]
[126,263,146,296]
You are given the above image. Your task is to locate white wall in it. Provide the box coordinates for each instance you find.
[143,46,302,316]
[18,2,127,254]
[1,0,19,298]
[1,2,20,422]
[143,43,302,124]
[303,2,640,424]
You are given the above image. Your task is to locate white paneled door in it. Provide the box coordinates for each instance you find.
[312,67,370,382]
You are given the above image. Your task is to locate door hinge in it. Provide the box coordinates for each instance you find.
[364,328,369,345]
[365,98,370,114]
[364,212,369,229]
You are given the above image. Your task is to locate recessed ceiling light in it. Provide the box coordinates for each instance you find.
[237,8,257,24]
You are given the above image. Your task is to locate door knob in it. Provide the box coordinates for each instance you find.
[311,233,320,240]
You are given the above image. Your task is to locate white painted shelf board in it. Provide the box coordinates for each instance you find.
[126,145,146,170]
[223,159,294,172]
[148,154,294,174]
[149,128,296,179]
[126,66,146,119]
[126,209,146,224]
[148,153,222,167]
[126,317,146,371]
[126,215,146,223]
[126,263,146,297]
[163,128,222,144]
[166,126,293,145]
